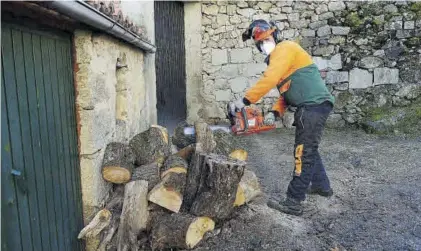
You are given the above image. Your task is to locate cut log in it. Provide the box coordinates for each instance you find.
[77,209,112,239]
[172,121,196,149]
[102,142,135,184]
[190,153,246,220]
[129,125,171,166]
[182,144,206,211]
[175,144,196,163]
[148,170,187,213]
[131,162,162,191]
[234,169,262,207]
[213,129,239,156]
[161,154,188,179]
[97,213,120,251]
[116,180,149,251]
[150,213,215,250]
[194,122,216,154]
[229,149,248,161]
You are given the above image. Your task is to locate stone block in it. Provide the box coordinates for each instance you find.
[230,15,242,24]
[240,63,267,77]
[203,5,219,16]
[313,45,334,56]
[257,2,273,12]
[214,79,228,90]
[313,57,328,70]
[384,21,403,30]
[319,12,334,21]
[282,7,293,13]
[309,20,328,29]
[328,1,346,11]
[301,29,316,37]
[282,29,296,39]
[384,4,398,13]
[317,25,331,37]
[236,1,248,8]
[237,8,256,17]
[328,36,346,45]
[218,64,239,78]
[331,26,350,35]
[215,89,231,101]
[396,30,413,39]
[219,5,227,14]
[290,20,310,29]
[315,4,328,14]
[211,49,228,65]
[288,13,300,22]
[349,68,373,89]
[326,71,349,84]
[229,77,249,93]
[272,14,288,21]
[374,68,399,85]
[359,57,383,69]
[230,48,253,63]
[326,113,346,128]
[217,14,229,25]
[300,37,315,48]
[404,21,415,30]
[227,5,236,15]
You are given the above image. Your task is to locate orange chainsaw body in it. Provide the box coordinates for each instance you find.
[231,107,276,135]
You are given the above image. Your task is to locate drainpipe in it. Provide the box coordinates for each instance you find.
[48,0,156,53]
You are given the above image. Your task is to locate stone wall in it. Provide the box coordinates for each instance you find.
[200,1,421,129]
[74,30,153,224]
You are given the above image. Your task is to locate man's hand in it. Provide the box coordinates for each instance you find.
[229,98,246,116]
[264,112,275,125]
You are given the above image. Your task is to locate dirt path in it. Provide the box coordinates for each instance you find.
[193,129,421,251]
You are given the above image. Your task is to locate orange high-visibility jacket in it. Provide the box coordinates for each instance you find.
[244,41,334,116]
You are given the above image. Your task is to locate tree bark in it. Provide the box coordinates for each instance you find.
[160,154,188,178]
[175,144,196,163]
[182,144,206,211]
[150,213,215,251]
[102,142,135,184]
[129,125,171,166]
[116,180,149,251]
[213,129,239,156]
[190,154,246,220]
[234,169,262,207]
[194,122,216,154]
[77,209,112,239]
[147,171,186,213]
[131,162,162,191]
[172,121,196,149]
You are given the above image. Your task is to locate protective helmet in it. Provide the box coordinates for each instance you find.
[242,19,281,51]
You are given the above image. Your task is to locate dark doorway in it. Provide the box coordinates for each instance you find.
[154,1,186,133]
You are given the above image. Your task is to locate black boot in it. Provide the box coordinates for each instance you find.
[267,197,303,216]
[306,186,333,197]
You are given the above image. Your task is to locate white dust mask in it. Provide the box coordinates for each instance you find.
[261,41,276,55]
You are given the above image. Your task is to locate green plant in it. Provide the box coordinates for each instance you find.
[345,12,363,27]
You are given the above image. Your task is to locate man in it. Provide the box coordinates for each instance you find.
[231,19,335,216]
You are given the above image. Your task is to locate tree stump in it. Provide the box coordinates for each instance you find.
[150,213,215,250]
[189,153,246,220]
[129,125,171,166]
[102,142,136,184]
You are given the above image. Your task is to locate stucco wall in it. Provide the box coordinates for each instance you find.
[199,1,421,130]
[74,30,152,225]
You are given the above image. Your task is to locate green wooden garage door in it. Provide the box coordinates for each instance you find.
[1,22,83,251]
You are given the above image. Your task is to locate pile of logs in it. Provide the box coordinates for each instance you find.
[78,122,262,251]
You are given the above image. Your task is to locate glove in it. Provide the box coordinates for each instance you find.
[264,112,275,125]
[229,98,246,116]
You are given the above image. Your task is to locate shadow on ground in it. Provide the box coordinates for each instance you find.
[191,128,421,251]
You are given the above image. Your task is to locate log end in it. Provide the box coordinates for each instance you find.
[186,217,215,249]
[229,149,248,161]
[148,187,183,213]
[102,166,131,184]
[234,185,246,207]
[161,167,187,179]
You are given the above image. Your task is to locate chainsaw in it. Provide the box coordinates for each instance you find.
[183,103,276,136]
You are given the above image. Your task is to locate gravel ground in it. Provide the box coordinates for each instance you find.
[193,128,421,251]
